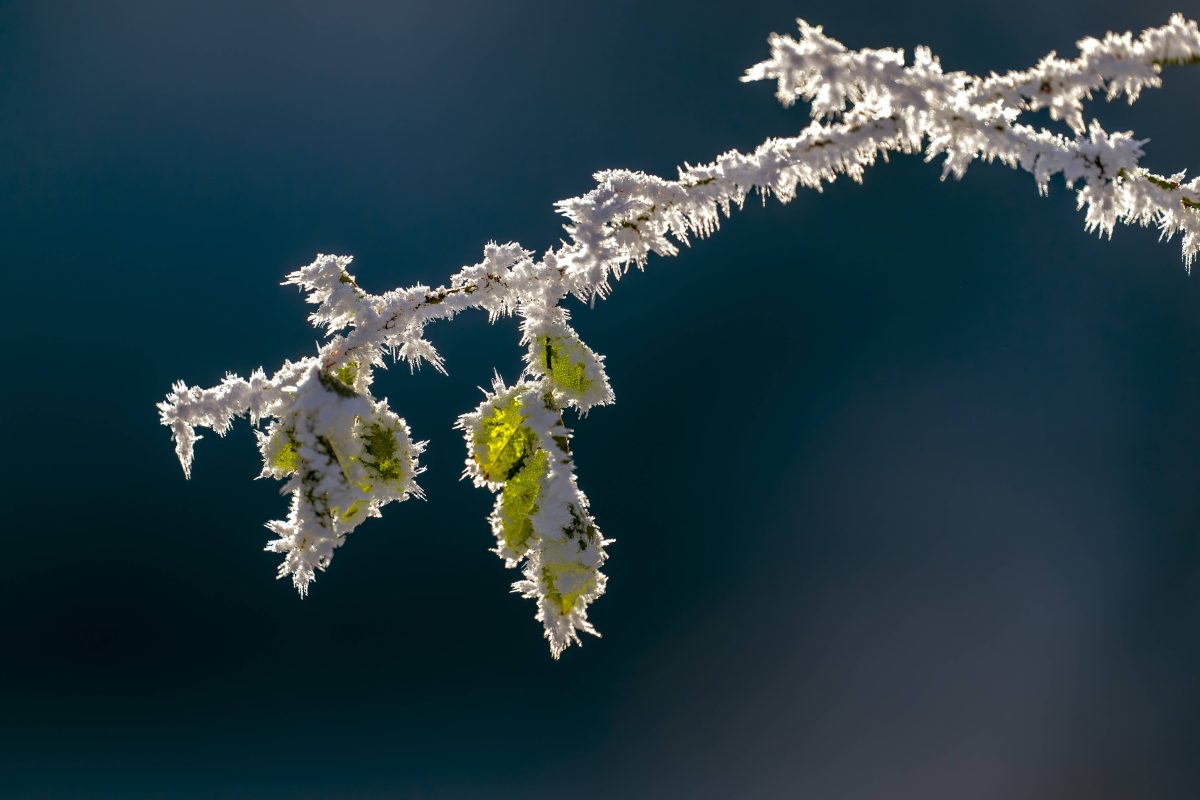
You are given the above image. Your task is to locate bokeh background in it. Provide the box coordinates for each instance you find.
[3,1,1199,797]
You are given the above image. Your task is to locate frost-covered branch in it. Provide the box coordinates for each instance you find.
[159,15,1200,657]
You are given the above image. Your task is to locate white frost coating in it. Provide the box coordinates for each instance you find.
[159,17,1199,656]
[161,357,425,596]
[456,376,610,657]
[254,364,425,596]
[743,14,1200,264]
[520,307,614,415]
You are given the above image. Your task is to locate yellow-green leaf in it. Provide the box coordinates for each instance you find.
[537,336,593,394]
[362,422,405,486]
[542,561,596,614]
[334,361,358,388]
[499,448,548,553]
[474,397,539,483]
[271,431,301,474]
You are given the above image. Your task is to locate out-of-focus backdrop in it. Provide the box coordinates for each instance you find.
[3,1,1198,797]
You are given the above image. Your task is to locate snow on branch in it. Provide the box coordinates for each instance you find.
[158,16,1200,657]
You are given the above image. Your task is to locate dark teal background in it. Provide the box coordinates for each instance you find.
[3,1,1200,797]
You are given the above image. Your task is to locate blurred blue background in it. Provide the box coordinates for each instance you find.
[3,1,1199,797]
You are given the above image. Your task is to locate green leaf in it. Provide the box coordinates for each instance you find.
[271,430,301,474]
[318,370,358,398]
[334,361,358,388]
[499,448,549,554]
[537,336,593,394]
[333,499,363,522]
[474,396,540,483]
[542,561,596,614]
[362,422,405,485]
